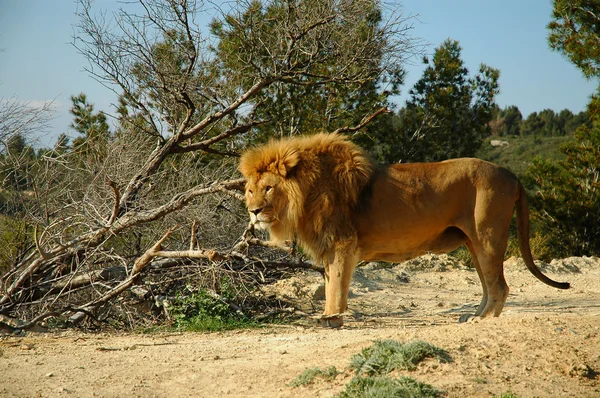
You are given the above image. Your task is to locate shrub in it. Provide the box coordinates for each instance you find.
[170,286,256,332]
[493,393,519,398]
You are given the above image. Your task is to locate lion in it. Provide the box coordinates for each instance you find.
[239,132,570,327]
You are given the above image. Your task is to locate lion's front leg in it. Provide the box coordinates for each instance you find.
[320,239,359,328]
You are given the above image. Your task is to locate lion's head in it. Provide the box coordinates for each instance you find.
[244,171,285,230]
[239,133,374,263]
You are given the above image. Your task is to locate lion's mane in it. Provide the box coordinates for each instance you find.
[239,133,375,263]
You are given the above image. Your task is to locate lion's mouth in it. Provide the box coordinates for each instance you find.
[253,221,271,230]
[250,213,273,229]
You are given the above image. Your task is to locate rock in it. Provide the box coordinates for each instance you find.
[366,261,395,270]
[569,363,598,379]
[400,253,461,272]
[306,283,326,301]
[490,140,509,147]
[266,275,325,301]
[396,272,410,283]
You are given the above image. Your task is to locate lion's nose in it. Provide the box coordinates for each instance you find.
[250,208,263,216]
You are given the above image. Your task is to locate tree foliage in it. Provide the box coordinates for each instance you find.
[498,105,523,136]
[488,105,589,138]
[379,39,500,163]
[0,98,54,192]
[210,0,411,139]
[548,0,600,78]
[70,93,111,148]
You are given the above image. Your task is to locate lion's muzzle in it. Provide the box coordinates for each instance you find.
[248,208,272,230]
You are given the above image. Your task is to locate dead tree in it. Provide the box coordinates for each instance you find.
[0,0,417,329]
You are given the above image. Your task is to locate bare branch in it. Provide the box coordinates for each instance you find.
[334,107,392,135]
[180,77,274,140]
[132,226,177,274]
[173,119,269,155]
[106,180,121,226]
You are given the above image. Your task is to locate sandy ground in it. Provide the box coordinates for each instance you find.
[1,256,599,398]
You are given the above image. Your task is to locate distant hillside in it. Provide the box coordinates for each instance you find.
[475,135,572,179]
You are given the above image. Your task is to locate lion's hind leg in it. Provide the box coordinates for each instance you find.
[465,241,488,317]
[468,240,510,318]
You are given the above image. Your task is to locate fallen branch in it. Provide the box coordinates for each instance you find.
[42,266,128,295]
[132,227,178,275]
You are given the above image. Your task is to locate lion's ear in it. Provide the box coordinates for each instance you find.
[276,148,299,178]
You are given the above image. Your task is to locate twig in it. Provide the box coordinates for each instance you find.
[245,238,294,254]
[34,225,49,260]
[189,219,199,250]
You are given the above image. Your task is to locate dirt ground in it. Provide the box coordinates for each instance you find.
[1,255,599,398]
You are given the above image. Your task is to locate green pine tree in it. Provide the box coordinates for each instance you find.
[389,39,499,163]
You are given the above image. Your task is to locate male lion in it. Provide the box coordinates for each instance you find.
[239,133,569,327]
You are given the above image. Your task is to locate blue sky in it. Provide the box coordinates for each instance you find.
[0,0,598,148]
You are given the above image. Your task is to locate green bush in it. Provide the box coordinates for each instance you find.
[449,246,473,267]
[170,286,256,332]
[493,393,519,398]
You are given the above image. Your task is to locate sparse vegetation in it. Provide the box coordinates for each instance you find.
[350,340,451,375]
[338,375,440,398]
[291,340,448,397]
[493,393,519,398]
[288,366,340,387]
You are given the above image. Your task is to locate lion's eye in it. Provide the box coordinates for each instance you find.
[265,186,273,193]
[248,189,254,196]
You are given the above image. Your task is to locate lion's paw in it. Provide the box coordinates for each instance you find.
[458,314,476,323]
[318,315,344,328]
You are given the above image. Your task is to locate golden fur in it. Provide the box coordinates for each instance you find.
[239,133,569,327]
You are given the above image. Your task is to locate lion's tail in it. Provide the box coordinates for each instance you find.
[515,183,570,289]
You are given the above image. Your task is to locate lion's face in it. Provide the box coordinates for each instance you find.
[245,172,288,230]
